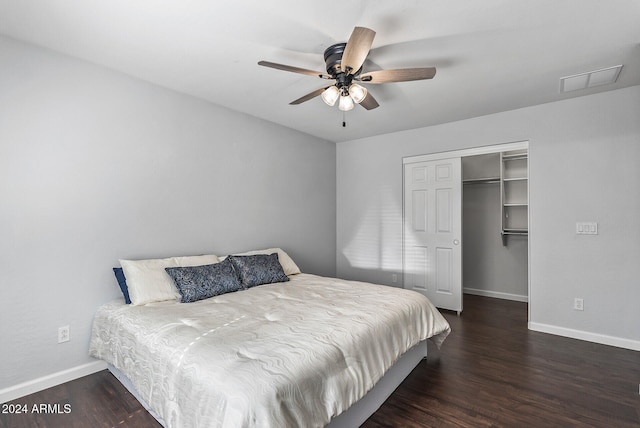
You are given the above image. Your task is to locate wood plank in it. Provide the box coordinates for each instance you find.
[0,370,160,428]
[363,295,640,427]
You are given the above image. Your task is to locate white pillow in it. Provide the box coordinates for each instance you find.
[221,248,301,276]
[120,254,219,305]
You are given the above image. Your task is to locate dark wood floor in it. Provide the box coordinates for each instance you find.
[2,295,638,427]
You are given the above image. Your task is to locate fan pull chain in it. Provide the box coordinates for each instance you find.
[342,111,346,127]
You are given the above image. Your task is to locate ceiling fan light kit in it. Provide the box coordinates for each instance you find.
[321,83,367,110]
[321,86,340,106]
[258,26,437,115]
[338,94,355,111]
[348,83,368,104]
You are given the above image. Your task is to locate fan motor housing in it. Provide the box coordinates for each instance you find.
[324,43,362,78]
[323,43,345,76]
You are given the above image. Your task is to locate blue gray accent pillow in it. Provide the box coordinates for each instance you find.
[228,253,289,288]
[165,258,242,303]
[113,267,131,304]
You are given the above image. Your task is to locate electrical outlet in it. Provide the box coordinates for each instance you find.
[392,274,398,283]
[574,298,584,311]
[58,325,70,343]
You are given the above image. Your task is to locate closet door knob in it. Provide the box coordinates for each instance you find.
[453,239,460,245]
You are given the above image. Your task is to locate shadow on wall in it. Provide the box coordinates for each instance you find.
[337,266,404,288]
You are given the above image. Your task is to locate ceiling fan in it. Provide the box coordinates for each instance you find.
[258,26,436,112]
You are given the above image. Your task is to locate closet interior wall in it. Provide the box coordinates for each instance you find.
[462,154,528,302]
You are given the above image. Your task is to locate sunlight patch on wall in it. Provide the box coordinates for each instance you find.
[342,185,402,271]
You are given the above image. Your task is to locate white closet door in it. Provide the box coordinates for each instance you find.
[403,157,462,313]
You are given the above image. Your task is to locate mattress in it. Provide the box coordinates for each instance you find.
[89,273,450,427]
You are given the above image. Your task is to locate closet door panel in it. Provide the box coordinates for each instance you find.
[403,158,462,313]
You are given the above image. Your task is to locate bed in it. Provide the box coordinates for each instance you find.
[89,249,450,428]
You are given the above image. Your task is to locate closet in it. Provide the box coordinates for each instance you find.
[462,149,528,302]
[403,142,529,314]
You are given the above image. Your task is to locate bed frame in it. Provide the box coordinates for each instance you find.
[108,340,427,427]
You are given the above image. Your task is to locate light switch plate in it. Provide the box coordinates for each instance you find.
[576,222,598,235]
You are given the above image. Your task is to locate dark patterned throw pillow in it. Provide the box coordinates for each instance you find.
[113,267,131,304]
[165,258,242,303]
[228,253,289,288]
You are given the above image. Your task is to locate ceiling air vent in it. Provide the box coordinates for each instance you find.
[559,65,623,93]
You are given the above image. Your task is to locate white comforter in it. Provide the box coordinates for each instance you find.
[89,274,450,428]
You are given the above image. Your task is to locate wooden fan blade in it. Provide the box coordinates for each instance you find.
[358,67,436,84]
[290,87,329,105]
[341,27,376,75]
[258,61,331,79]
[358,92,379,110]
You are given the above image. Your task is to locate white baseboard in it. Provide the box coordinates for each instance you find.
[464,287,528,303]
[0,360,107,404]
[528,322,640,352]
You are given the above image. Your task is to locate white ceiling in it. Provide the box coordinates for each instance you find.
[1,0,639,143]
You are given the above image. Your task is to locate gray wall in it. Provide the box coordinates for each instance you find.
[0,36,336,390]
[337,85,640,348]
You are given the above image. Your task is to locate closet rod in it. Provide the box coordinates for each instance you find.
[502,154,528,161]
[463,178,501,185]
